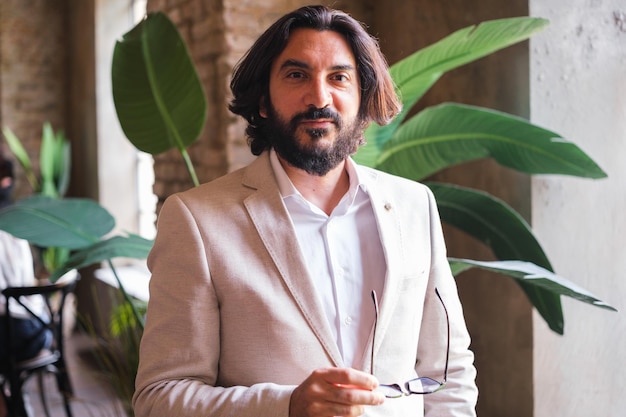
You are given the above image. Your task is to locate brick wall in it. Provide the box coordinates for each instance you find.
[0,0,68,199]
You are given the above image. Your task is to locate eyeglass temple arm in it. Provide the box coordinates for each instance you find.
[370,290,379,375]
[434,288,450,383]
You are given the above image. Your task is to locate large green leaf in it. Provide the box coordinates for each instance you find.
[50,234,154,281]
[112,12,206,156]
[0,195,114,249]
[450,258,617,334]
[56,137,72,197]
[429,182,550,267]
[356,16,549,166]
[39,122,71,198]
[2,127,39,192]
[517,283,565,334]
[40,122,57,197]
[450,259,615,310]
[375,103,607,181]
[430,182,565,332]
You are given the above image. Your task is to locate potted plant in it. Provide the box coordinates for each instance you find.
[1,124,152,315]
[3,122,72,274]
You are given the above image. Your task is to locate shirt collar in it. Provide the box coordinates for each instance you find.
[269,148,369,202]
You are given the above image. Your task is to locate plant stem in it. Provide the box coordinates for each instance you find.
[107,259,145,331]
[180,148,199,187]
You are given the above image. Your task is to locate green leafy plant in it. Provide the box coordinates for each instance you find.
[0,195,152,323]
[1,123,152,327]
[2,123,73,272]
[0,192,151,414]
[352,18,616,333]
[3,122,71,198]
[111,12,615,336]
[112,12,206,187]
[86,295,146,417]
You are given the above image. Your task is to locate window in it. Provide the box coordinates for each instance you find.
[95,0,155,245]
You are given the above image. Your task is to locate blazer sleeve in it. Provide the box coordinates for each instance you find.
[132,194,296,417]
[419,187,478,416]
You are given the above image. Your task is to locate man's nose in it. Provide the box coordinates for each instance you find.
[305,78,332,109]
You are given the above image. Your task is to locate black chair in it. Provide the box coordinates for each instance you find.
[1,273,79,417]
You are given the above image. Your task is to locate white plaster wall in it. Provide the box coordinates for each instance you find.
[530,0,626,415]
[96,0,137,233]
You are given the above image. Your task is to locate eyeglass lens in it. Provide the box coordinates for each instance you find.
[378,376,445,398]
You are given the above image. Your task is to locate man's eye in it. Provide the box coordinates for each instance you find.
[332,74,349,82]
[287,72,305,79]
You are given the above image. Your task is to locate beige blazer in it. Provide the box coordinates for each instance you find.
[133,152,477,417]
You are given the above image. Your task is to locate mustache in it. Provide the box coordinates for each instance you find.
[292,107,341,125]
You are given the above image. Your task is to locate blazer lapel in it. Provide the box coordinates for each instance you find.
[241,153,344,367]
[359,168,405,367]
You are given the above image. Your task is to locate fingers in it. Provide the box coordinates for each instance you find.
[325,367,379,391]
[289,368,385,417]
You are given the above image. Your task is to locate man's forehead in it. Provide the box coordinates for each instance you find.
[273,28,356,70]
[277,58,355,72]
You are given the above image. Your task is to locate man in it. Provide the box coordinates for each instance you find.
[133,5,477,417]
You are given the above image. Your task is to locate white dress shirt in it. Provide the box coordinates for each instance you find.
[0,230,44,319]
[270,149,386,368]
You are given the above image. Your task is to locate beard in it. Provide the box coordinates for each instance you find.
[261,104,365,176]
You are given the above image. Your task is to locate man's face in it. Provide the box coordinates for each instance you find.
[260,28,363,176]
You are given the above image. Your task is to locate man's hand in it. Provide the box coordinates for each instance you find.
[289,367,385,417]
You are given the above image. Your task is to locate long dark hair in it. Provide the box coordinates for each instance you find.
[229,5,402,155]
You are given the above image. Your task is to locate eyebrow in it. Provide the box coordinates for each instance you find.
[278,59,355,72]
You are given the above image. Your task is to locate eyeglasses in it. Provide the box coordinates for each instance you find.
[370,288,450,397]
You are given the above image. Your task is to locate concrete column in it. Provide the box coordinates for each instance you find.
[530,1,626,416]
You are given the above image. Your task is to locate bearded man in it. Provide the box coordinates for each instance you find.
[133,5,478,417]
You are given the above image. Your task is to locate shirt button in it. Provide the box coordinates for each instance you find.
[344,316,353,325]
